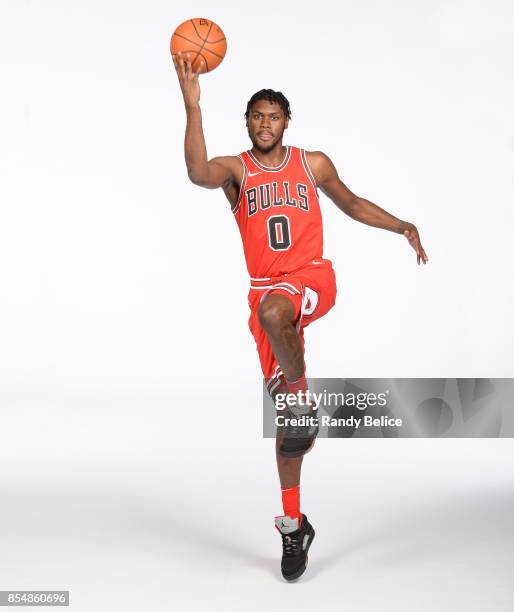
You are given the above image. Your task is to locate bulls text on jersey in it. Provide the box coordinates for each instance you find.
[245,181,310,217]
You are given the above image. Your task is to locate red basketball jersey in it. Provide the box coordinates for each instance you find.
[232,146,324,278]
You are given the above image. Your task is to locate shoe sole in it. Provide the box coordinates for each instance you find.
[278,438,315,458]
[278,428,319,458]
[282,526,316,582]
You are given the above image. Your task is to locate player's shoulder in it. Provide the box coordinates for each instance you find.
[304,150,330,163]
[286,146,330,165]
[304,150,333,174]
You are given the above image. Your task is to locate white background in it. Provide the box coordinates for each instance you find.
[0,1,513,610]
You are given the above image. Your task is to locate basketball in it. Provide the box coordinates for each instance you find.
[170,18,227,73]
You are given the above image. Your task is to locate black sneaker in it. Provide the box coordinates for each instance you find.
[278,408,319,458]
[275,514,315,581]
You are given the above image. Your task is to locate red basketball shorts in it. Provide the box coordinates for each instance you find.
[247,258,337,396]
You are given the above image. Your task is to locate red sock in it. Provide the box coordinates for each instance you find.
[281,485,302,521]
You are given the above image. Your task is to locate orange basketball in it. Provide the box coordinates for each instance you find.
[170,18,227,74]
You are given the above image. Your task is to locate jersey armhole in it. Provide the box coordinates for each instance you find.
[232,155,247,214]
[300,149,319,194]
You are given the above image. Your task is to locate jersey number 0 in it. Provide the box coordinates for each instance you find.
[267,215,291,251]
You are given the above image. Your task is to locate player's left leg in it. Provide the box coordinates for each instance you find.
[248,260,337,580]
[270,379,317,581]
[273,384,317,581]
[256,291,318,581]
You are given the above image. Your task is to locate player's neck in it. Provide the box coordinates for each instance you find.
[250,144,288,168]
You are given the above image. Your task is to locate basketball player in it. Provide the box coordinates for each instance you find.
[172,51,428,581]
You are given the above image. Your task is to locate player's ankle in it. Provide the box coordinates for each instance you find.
[281,484,301,520]
[285,375,307,395]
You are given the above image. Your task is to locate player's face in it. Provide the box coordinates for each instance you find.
[246,101,289,153]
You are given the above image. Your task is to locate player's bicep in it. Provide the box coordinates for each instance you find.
[199,158,234,189]
[309,151,357,213]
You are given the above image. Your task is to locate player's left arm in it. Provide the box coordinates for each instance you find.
[307,151,428,265]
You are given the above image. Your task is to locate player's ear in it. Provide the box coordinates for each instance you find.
[285,118,289,130]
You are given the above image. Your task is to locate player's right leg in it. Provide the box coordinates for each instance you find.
[254,292,319,459]
[257,293,305,384]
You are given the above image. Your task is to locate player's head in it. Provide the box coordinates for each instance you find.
[245,89,291,153]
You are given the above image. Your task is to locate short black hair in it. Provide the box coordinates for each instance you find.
[244,89,291,120]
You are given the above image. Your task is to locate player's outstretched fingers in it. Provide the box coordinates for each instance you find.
[195,60,204,77]
[172,54,183,78]
[185,52,192,75]
[176,51,186,78]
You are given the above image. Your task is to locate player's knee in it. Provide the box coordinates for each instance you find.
[257,296,292,333]
[258,301,282,331]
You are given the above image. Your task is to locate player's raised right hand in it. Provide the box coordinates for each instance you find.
[172,51,204,109]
